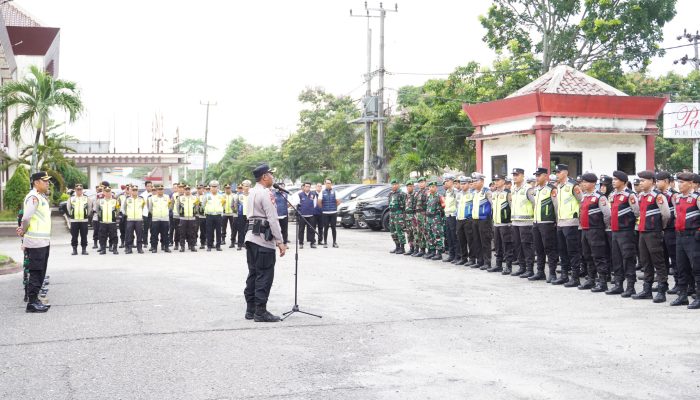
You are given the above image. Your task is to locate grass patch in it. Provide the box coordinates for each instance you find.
[0,254,10,264]
[0,209,18,222]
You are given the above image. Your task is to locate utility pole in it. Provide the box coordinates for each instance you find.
[673,29,700,172]
[200,101,217,182]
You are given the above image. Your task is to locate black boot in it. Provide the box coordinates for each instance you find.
[528,270,545,281]
[404,246,415,256]
[487,263,503,273]
[229,242,236,248]
[512,266,526,276]
[245,303,255,320]
[423,250,434,259]
[125,247,133,255]
[71,246,78,256]
[553,272,569,285]
[591,280,608,293]
[81,247,89,255]
[179,247,186,253]
[431,252,443,261]
[670,287,690,306]
[689,286,700,309]
[253,305,280,322]
[174,243,179,251]
[667,284,680,295]
[443,255,455,263]
[396,245,405,255]
[577,279,595,290]
[653,283,668,303]
[112,244,118,255]
[138,248,144,254]
[119,242,125,248]
[479,263,490,270]
[621,281,636,298]
[502,263,512,275]
[190,246,197,252]
[93,240,98,249]
[26,299,50,313]
[605,282,624,295]
[164,247,171,253]
[413,248,425,257]
[632,283,653,300]
[99,247,106,255]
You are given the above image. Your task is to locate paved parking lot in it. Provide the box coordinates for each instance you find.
[0,220,697,400]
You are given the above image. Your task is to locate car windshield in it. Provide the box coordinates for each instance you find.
[336,185,361,198]
[357,186,389,200]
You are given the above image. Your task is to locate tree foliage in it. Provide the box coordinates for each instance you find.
[3,165,29,212]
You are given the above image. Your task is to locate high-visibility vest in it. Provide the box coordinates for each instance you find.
[171,192,181,216]
[557,182,579,220]
[99,198,117,223]
[124,197,145,220]
[444,188,457,215]
[511,185,534,222]
[223,193,236,214]
[179,196,196,218]
[151,196,170,220]
[471,188,491,220]
[69,195,89,221]
[205,193,224,214]
[493,190,511,224]
[239,193,249,216]
[24,190,51,240]
[457,191,473,220]
[534,185,556,223]
[117,194,127,214]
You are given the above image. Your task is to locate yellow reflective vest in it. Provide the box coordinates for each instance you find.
[151,196,170,221]
[69,195,89,221]
[511,185,534,223]
[204,193,224,214]
[124,197,145,220]
[99,198,118,223]
[557,181,580,220]
[24,190,51,240]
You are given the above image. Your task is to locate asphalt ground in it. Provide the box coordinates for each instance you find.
[0,218,698,400]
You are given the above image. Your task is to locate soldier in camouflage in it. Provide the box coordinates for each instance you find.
[424,180,445,260]
[403,180,417,255]
[388,179,407,254]
[412,177,429,258]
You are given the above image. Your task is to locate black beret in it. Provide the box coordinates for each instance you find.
[581,173,597,183]
[612,170,628,183]
[638,170,655,180]
[655,171,671,181]
[694,174,700,184]
[676,172,694,182]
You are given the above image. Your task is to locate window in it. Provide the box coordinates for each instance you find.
[491,155,507,178]
[617,153,636,175]
[550,152,582,178]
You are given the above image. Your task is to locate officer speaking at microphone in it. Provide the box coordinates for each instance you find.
[244,164,286,322]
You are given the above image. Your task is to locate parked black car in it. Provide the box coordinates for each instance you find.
[351,186,393,230]
[337,184,388,228]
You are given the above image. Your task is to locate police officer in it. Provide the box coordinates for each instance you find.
[177,185,198,252]
[455,177,475,266]
[149,184,172,253]
[491,174,513,274]
[442,174,459,263]
[204,180,224,251]
[531,168,558,282]
[236,180,251,251]
[91,183,105,249]
[196,185,207,249]
[123,185,145,254]
[425,180,445,260]
[632,171,671,302]
[66,184,90,255]
[578,173,611,292]
[222,184,238,247]
[552,164,584,287]
[97,186,119,255]
[510,168,535,277]
[244,164,286,322]
[412,177,429,258]
[403,180,417,256]
[470,173,493,270]
[656,172,679,294]
[117,184,130,248]
[169,182,181,249]
[670,172,699,308]
[141,181,154,247]
[606,171,639,296]
[388,178,407,254]
[18,172,53,313]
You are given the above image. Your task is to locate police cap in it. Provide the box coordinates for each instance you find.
[511,168,525,175]
[554,164,568,173]
[534,167,548,176]
[599,175,612,185]
[253,164,276,180]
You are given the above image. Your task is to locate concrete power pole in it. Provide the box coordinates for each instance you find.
[673,29,700,173]
[200,101,217,182]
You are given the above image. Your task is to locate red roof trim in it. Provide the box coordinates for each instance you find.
[463,93,668,127]
[6,26,59,56]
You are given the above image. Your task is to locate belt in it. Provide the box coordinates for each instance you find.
[206,212,222,216]
[445,213,456,217]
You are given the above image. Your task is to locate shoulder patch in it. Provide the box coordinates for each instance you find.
[599,196,607,206]
[656,195,665,204]
[629,196,635,204]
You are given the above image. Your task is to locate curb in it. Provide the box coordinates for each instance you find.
[0,262,21,275]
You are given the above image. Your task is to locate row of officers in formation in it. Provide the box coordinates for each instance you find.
[386,164,700,310]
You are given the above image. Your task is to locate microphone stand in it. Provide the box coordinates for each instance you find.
[278,190,322,321]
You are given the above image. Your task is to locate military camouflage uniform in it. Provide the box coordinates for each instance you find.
[404,190,417,250]
[388,189,407,246]
[426,191,445,252]
[415,187,429,250]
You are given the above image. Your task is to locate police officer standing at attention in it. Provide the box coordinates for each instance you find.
[66,184,90,256]
[470,173,493,270]
[222,184,238,246]
[510,168,535,277]
[606,171,639,296]
[244,164,286,322]
[177,185,199,252]
[97,186,119,255]
[455,177,474,266]
[141,181,154,247]
[442,175,459,263]
[123,185,145,254]
[18,171,53,313]
[203,180,224,251]
[552,164,584,287]
[656,172,679,294]
[196,184,207,249]
[490,174,513,274]
[117,184,130,248]
[671,172,700,309]
[578,173,611,292]
[531,168,558,282]
[149,184,172,253]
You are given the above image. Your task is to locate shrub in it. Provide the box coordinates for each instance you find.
[3,166,30,212]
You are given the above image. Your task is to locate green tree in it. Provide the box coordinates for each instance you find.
[3,166,29,212]
[479,0,677,73]
[0,65,83,173]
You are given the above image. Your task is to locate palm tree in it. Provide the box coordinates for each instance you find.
[0,65,83,173]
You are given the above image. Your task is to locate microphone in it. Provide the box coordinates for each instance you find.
[273,183,290,194]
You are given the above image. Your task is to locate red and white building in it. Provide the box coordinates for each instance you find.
[463,65,668,179]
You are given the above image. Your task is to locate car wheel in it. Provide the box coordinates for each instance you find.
[381,212,390,231]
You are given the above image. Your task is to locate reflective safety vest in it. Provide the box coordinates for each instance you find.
[239,193,249,217]
[471,188,491,220]
[69,195,89,221]
[556,182,579,220]
[24,190,51,240]
[609,190,635,231]
[171,193,181,217]
[117,194,127,214]
[493,190,511,224]
[444,188,457,216]
[638,190,664,232]
[675,193,700,231]
[223,193,237,215]
[178,195,197,218]
[511,185,533,222]
[534,185,556,223]
[579,192,604,229]
[99,198,117,223]
[151,196,170,220]
[124,197,145,220]
[456,191,473,220]
[205,193,224,214]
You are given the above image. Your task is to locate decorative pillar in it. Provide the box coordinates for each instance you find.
[475,126,483,173]
[646,134,655,170]
[534,116,553,170]
[88,165,99,190]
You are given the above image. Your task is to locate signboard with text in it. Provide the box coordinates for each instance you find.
[663,103,700,139]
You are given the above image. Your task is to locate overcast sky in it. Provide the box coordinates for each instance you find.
[13,0,700,162]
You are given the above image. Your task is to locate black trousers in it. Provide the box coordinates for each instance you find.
[313,214,323,243]
[93,220,100,243]
[244,242,276,307]
[676,231,699,291]
[298,215,317,245]
[322,213,337,244]
[512,225,535,270]
[445,216,458,258]
[125,220,143,250]
[25,246,50,301]
[639,231,667,284]
[70,221,89,248]
[581,228,609,280]
[179,219,198,248]
[99,222,118,249]
[170,218,180,245]
[611,230,637,284]
[557,226,582,277]
[494,225,514,266]
[119,216,126,243]
[206,214,223,248]
[237,216,249,248]
[142,215,151,245]
[472,219,493,266]
[456,219,471,261]
[222,215,236,241]
[533,223,558,274]
[279,217,289,244]
[151,220,170,249]
[663,228,677,276]
[197,217,207,245]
